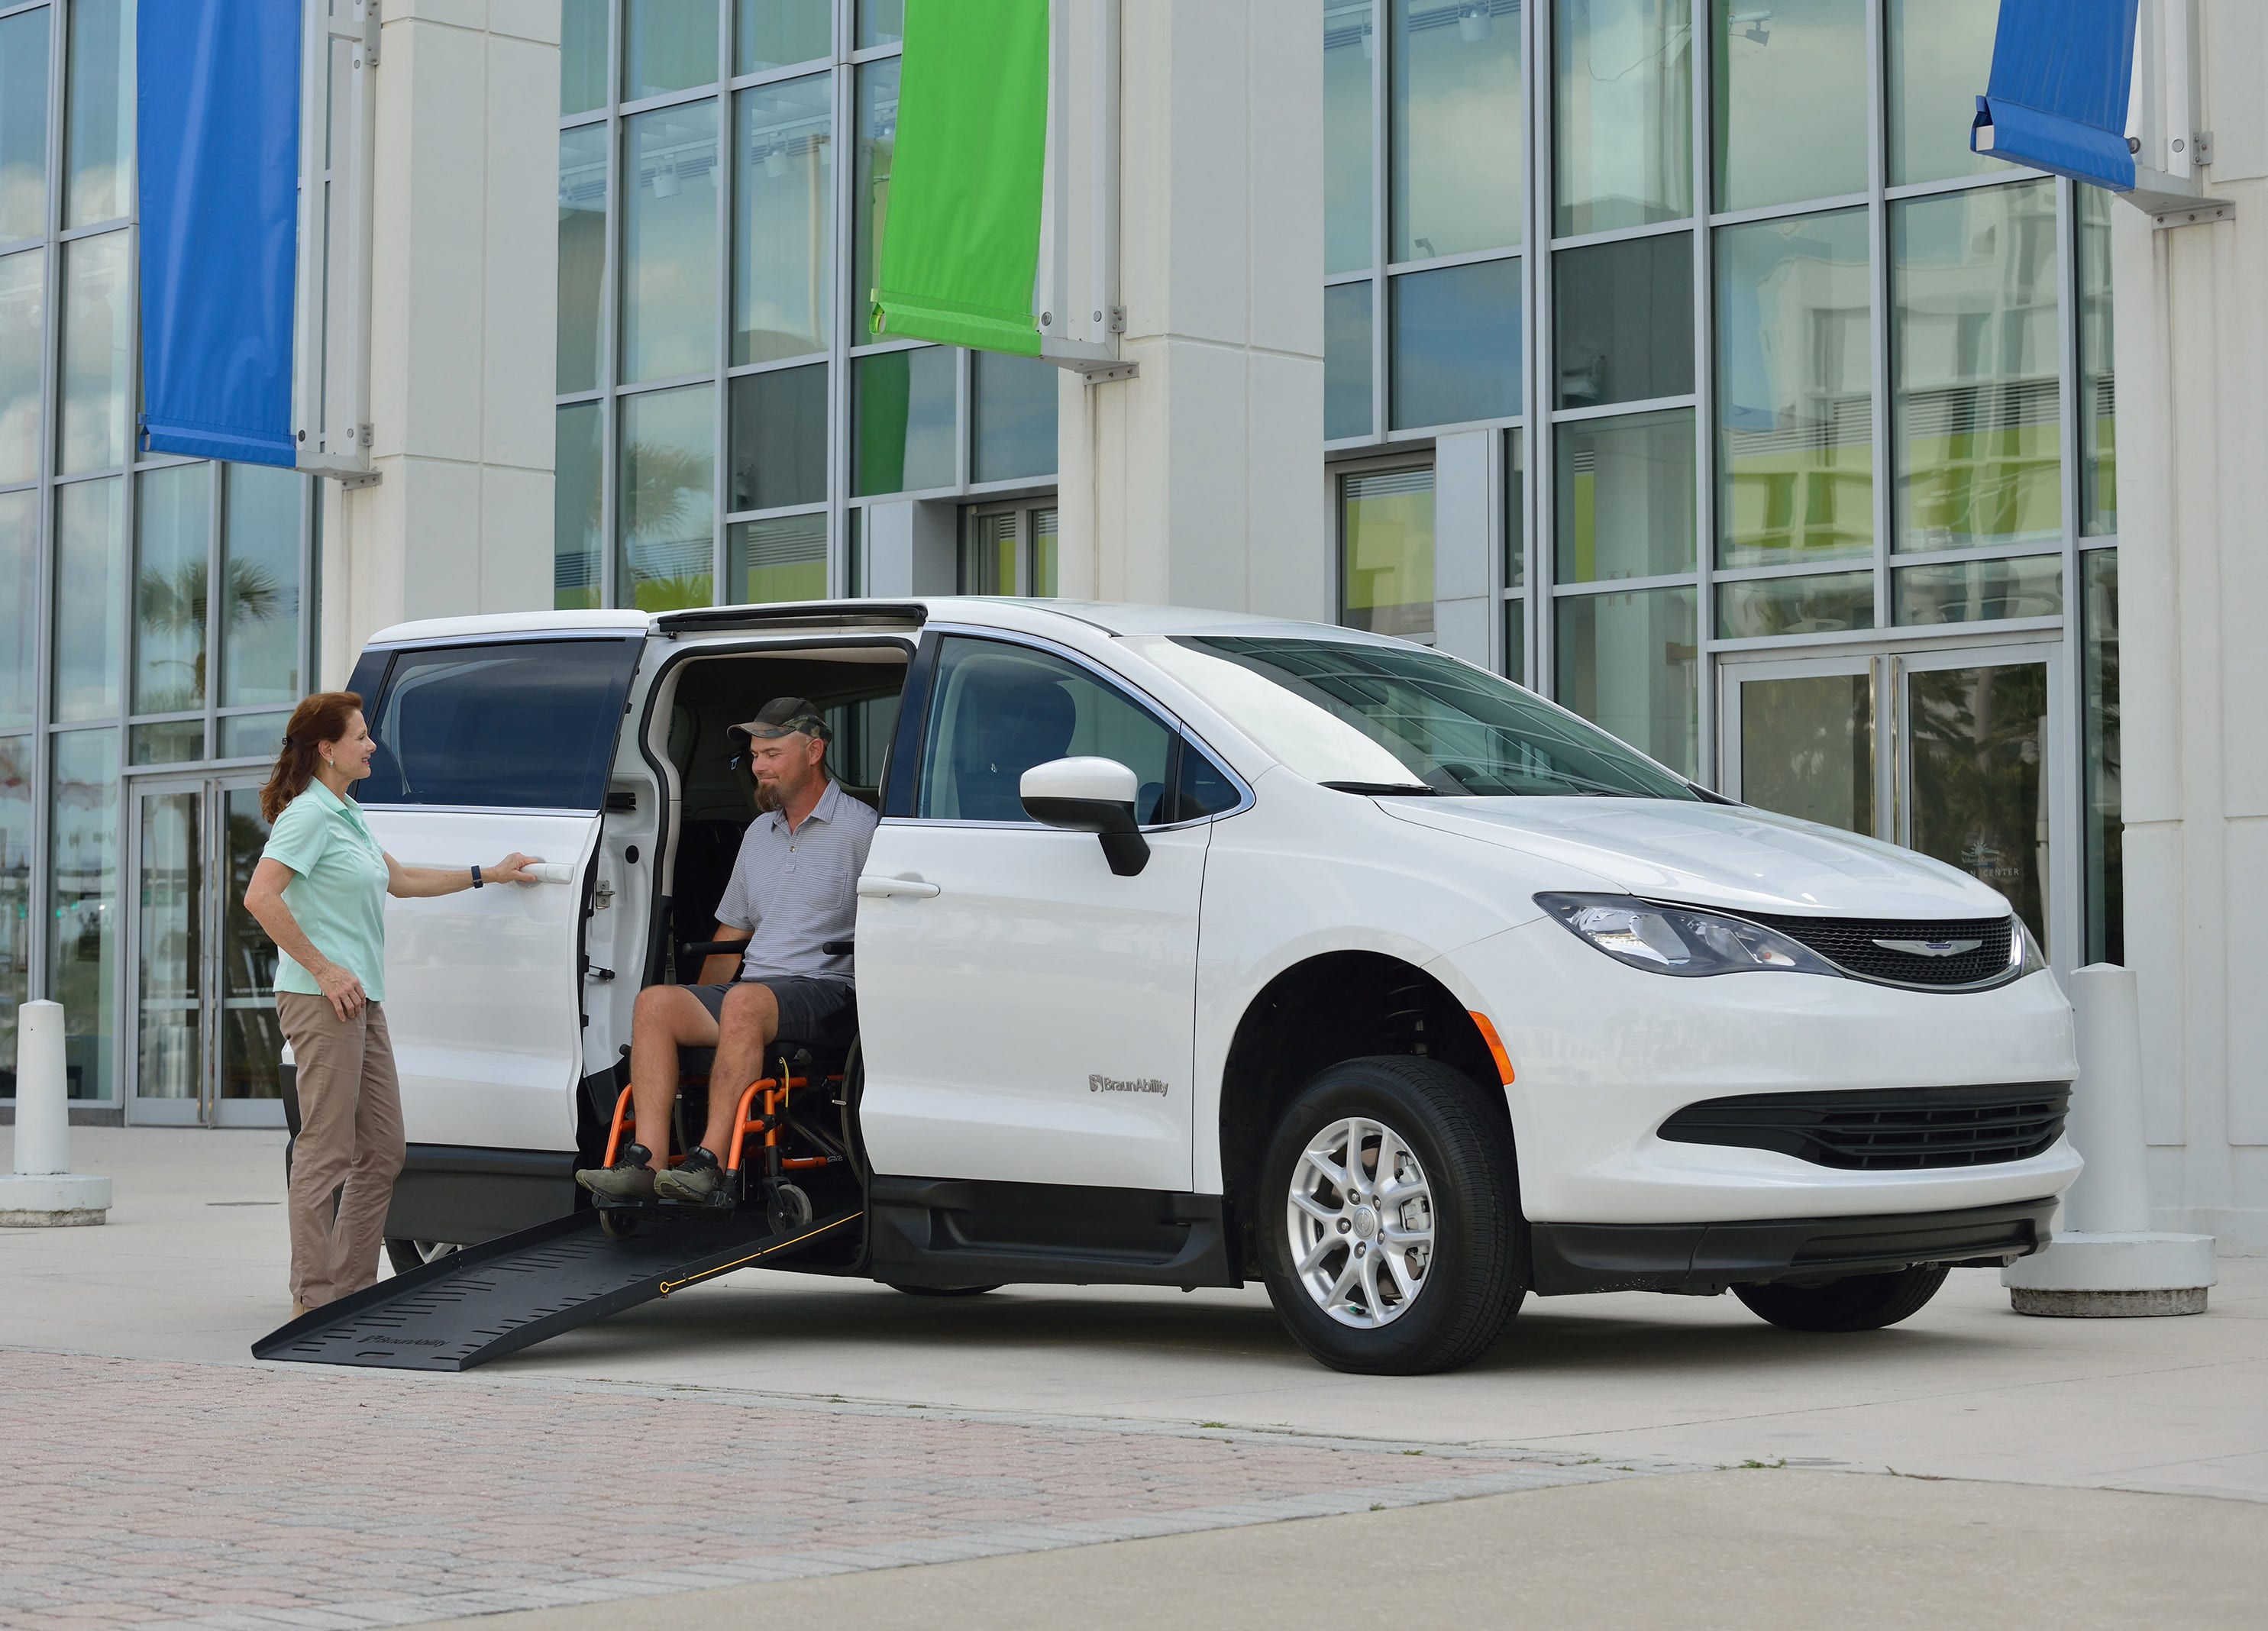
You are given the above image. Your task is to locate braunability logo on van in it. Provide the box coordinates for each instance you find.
[1090,1074,1170,1096]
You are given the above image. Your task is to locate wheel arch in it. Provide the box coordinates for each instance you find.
[1216,950,1510,1278]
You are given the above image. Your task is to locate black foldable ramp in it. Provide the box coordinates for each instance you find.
[251,1208,859,1372]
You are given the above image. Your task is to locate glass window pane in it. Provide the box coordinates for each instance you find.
[619,383,716,609]
[918,636,1174,824]
[858,0,906,50]
[53,728,119,1100]
[961,509,1017,594]
[738,0,832,73]
[729,511,828,604]
[1716,208,1872,567]
[1341,466,1434,638]
[1390,257,1521,429]
[1325,1,1374,276]
[624,0,718,99]
[729,362,827,511]
[853,345,955,496]
[1553,408,1695,582]
[1504,427,1525,588]
[2079,185,2117,536]
[1326,282,1373,440]
[220,710,291,760]
[854,60,900,343]
[2083,549,2121,964]
[1716,570,1875,638]
[561,0,610,117]
[1737,673,1873,835]
[1892,181,2061,553]
[1888,0,2008,186]
[972,350,1057,483]
[55,476,123,720]
[622,102,719,385]
[1907,658,2048,944]
[130,718,203,765]
[1712,0,1866,212]
[556,402,605,609]
[65,0,133,228]
[1032,505,1058,596]
[557,126,609,396]
[60,231,131,474]
[1554,584,1699,777]
[0,490,31,725]
[220,464,302,708]
[1553,0,1692,237]
[0,248,40,483]
[735,74,832,366]
[0,8,49,244]
[0,735,27,1090]
[1504,596,1526,684]
[132,463,212,715]
[1893,554,2062,626]
[1554,231,1691,409]
[1391,0,1522,260]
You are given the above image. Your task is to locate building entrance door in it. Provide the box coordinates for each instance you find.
[128,777,288,1127]
[1720,641,2065,955]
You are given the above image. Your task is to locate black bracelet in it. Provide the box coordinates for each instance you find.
[470,865,484,890]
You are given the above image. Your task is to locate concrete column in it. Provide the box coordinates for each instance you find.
[1056,0,1326,618]
[863,499,958,598]
[318,1,561,684]
[2115,0,2268,1252]
[1432,431,1492,665]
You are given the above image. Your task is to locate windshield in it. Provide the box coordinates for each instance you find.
[1136,636,1698,800]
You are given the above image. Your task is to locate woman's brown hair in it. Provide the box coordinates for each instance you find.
[261,692,364,822]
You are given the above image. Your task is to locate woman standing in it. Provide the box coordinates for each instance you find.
[243,691,541,1316]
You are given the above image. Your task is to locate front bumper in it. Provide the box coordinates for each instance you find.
[1530,1194,2056,1296]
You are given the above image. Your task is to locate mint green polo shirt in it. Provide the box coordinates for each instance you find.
[261,780,391,1003]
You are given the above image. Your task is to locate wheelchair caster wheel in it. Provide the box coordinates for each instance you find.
[767,1182,813,1235]
[599,1209,640,1242]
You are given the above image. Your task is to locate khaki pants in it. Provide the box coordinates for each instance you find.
[278,993,405,1308]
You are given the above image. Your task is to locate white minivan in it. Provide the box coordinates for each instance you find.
[333,597,2077,1375]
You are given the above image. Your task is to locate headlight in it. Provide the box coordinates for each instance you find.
[1536,893,1843,979]
[2011,917,2048,977]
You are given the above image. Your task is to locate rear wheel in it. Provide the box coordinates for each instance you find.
[1257,1055,1523,1375]
[1733,1263,1950,1332]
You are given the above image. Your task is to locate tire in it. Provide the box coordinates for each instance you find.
[887,1284,1001,1298]
[383,1238,460,1275]
[1256,1054,1524,1376]
[1733,1263,1950,1332]
[599,1210,641,1242]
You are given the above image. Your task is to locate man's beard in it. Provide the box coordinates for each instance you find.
[752,780,783,814]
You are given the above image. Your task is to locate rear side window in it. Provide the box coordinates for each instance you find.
[359,639,643,810]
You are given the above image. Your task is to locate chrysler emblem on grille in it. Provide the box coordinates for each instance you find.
[1873,937,1982,958]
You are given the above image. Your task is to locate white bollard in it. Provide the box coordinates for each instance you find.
[2004,965,2215,1316]
[0,1000,111,1226]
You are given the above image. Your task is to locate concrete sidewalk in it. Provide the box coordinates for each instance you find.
[5,1126,2261,1502]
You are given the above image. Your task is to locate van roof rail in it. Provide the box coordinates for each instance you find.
[654,601,929,635]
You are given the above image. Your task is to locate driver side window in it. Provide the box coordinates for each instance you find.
[917,637,1176,824]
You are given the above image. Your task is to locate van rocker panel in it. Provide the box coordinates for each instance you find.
[384,1145,580,1248]
[867,1175,1241,1290]
[1527,1195,2058,1296]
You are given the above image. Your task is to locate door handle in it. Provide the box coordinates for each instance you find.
[857,874,941,899]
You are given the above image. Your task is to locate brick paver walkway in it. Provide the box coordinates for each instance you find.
[2,1349,1664,1631]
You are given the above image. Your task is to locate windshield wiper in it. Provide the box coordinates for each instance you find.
[1320,780,1440,796]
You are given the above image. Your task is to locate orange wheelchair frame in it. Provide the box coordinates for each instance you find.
[600,1050,848,1206]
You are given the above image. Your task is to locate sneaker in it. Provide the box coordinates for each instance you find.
[654,1146,726,1203]
[577,1144,659,1200]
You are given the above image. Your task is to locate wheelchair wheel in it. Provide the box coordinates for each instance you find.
[599,1209,640,1242]
[767,1182,814,1234]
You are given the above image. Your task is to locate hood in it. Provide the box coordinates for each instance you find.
[1378,797,2014,920]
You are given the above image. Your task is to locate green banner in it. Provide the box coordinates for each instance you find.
[871,0,1048,356]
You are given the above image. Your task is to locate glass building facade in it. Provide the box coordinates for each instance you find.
[0,0,319,1119]
[1323,0,2119,970]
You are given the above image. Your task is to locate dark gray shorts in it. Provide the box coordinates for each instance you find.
[684,977,855,1043]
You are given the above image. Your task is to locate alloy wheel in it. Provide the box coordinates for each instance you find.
[1284,1115,1436,1328]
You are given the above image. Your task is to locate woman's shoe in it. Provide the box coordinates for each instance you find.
[576,1144,660,1200]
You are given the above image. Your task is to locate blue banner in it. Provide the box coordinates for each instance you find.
[137,1,303,467]
[1972,0,2139,192]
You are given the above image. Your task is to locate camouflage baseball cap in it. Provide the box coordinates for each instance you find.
[727,696,831,744]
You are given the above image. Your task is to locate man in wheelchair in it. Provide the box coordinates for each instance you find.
[576,696,878,1206]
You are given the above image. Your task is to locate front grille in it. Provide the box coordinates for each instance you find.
[1659,1084,2071,1171]
[1740,911,2014,987]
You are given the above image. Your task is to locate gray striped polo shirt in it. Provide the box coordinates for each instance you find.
[713,777,880,985]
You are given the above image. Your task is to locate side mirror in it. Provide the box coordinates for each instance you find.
[1020,756,1151,877]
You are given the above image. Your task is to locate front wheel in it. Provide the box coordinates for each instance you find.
[1733,1263,1950,1332]
[1257,1055,1524,1375]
